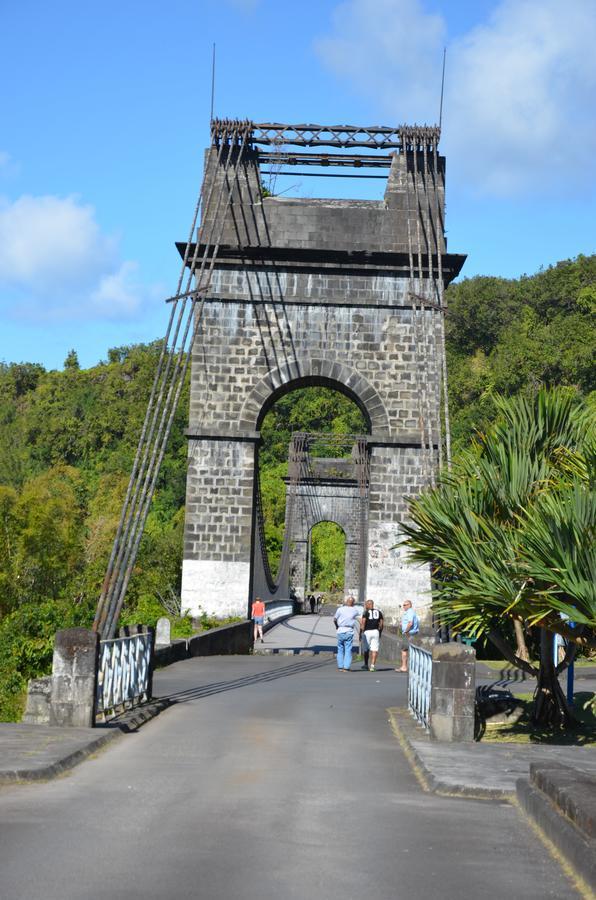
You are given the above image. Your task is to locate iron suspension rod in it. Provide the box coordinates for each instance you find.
[422,139,444,472]
[97,136,233,635]
[432,141,451,468]
[95,137,230,634]
[411,146,435,487]
[104,127,252,636]
[403,146,432,486]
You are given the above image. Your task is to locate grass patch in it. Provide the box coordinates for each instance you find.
[479,691,596,746]
[479,657,596,671]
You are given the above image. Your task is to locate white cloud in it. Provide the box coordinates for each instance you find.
[317,0,445,122]
[89,261,142,318]
[316,0,596,195]
[0,194,147,320]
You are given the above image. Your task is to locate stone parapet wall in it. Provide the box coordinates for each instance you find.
[199,148,446,256]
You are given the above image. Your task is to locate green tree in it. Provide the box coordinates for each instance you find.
[402,389,595,728]
[310,522,346,591]
[64,349,80,370]
[13,465,86,604]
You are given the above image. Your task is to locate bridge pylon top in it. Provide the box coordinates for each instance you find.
[210,119,441,154]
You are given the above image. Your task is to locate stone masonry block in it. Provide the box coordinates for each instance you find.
[431,660,475,690]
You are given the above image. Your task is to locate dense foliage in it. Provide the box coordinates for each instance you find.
[402,389,595,727]
[0,343,188,718]
[446,254,595,448]
[0,253,594,719]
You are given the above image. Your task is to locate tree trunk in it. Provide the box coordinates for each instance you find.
[532,628,576,728]
[513,618,530,663]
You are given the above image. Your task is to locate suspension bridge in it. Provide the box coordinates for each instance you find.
[5,117,593,899]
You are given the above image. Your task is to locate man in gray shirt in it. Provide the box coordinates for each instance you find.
[333,595,360,672]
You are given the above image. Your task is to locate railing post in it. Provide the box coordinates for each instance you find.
[50,628,99,728]
[429,643,476,742]
[146,626,155,701]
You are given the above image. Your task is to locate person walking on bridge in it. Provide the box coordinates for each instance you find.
[360,599,383,672]
[251,597,266,644]
[396,599,419,672]
[333,595,359,672]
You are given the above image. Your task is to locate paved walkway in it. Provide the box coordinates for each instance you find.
[259,613,342,654]
[0,650,581,899]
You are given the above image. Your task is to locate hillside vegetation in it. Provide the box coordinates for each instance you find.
[0,254,594,719]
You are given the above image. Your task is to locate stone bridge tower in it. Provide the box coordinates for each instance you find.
[179,122,465,624]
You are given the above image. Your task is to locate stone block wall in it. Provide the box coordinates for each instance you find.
[182,438,256,618]
[199,148,446,257]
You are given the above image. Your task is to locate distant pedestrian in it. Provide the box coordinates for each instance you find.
[309,593,316,614]
[360,599,384,672]
[396,600,419,672]
[333,595,360,672]
[251,597,266,644]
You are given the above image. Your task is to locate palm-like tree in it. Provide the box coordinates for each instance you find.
[402,389,595,728]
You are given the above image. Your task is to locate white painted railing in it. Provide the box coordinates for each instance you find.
[96,631,153,721]
[408,643,432,730]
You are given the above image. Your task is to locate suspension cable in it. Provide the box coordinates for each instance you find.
[98,123,253,637]
[103,126,253,638]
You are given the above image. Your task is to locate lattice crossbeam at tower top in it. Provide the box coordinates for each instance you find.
[210,119,441,152]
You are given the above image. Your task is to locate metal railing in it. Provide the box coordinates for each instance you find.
[96,630,153,722]
[408,643,432,730]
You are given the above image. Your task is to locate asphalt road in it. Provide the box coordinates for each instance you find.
[0,655,577,900]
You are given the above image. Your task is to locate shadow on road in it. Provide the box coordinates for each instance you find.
[156,658,334,705]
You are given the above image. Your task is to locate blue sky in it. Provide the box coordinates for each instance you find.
[1,0,594,370]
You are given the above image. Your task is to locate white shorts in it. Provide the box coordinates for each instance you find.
[361,630,380,653]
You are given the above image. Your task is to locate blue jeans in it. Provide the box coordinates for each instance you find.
[337,630,354,670]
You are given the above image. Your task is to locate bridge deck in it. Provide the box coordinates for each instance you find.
[0,652,576,899]
[258,613,342,655]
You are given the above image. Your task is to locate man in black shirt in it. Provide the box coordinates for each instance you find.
[360,599,384,672]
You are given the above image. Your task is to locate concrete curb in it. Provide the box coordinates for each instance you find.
[516,776,596,892]
[104,698,172,733]
[387,707,512,800]
[0,729,121,785]
[0,698,172,786]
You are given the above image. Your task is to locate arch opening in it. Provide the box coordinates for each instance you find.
[254,384,367,590]
[307,521,346,602]
[255,376,373,435]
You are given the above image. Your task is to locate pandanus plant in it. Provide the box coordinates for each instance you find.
[402,389,595,729]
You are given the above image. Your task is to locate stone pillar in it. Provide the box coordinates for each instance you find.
[155,617,171,647]
[366,444,434,625]
[290,539,308,605]
[182,436,257,618]
[23,677,52,724]
[49,628,99,728]
[429,643,476,742]
[344,541,361,599]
